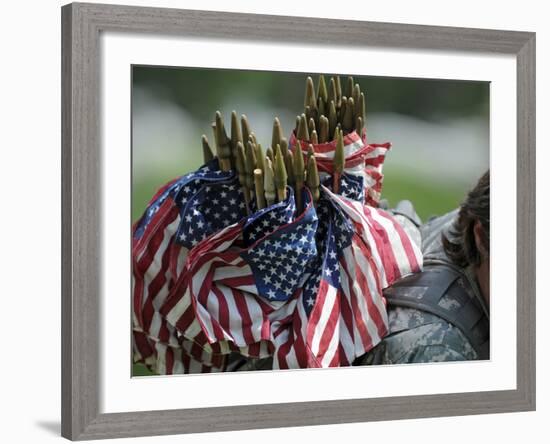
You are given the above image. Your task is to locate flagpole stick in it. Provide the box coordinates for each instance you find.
[297,113,309,142]
[347,76,354,98]
[317,74,328,106]
[306,155,320,207]
[236,142,251,215]
[274,144,288,202]
[343,97,354,134]
[333,129,345,194]
[245,141,257,207]
[284,147,296,200]
[214,111,232,172]
[308,117,316,138]
[311,130,318,145]
[328,100,337,141]
[264,158,276,207]
[255,143,266,177]
[266,146,274,163]
[328,77,337,106]
[352,84,361,113]
[304,76,317,127]
[271,117,284,153]
[241,114,252,148]
[319,115,329,143]
[335,75,342,108]
[356,116,364,139]
[254,169,266,210]
[293,139,305,214]
[230,110,243,169]
[339,97,348,130]
[359,92,366,133]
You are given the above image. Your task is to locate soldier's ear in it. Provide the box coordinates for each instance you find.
[473,220,489,260]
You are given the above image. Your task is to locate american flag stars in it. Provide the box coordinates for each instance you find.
[242,192,318,302]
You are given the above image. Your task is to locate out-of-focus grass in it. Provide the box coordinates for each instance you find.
[133,363,156,376]
[380,167,466,222]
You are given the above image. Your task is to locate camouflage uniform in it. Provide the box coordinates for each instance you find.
[354,209,490,365]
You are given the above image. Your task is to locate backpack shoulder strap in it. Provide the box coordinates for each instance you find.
[383,264,489,359]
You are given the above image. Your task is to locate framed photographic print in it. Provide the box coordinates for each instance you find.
[61,2,535,440]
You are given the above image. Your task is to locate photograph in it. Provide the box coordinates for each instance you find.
[131,67,490,376]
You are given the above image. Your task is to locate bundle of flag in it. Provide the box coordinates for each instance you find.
[132,75,423,374]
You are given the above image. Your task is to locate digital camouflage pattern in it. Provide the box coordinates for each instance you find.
[353,305,478,365]
[354,209,489,366]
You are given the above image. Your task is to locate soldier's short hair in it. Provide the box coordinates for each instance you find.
[442,170,490,268]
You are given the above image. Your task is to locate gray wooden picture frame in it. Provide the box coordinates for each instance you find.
[61,2,536,440]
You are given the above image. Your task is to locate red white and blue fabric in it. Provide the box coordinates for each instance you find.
[288,129,390,207]
[132,142,422,374]
[132,159,250,373]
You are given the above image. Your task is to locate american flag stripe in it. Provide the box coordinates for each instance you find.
[330,192,421,286]
[348,242,388,341]
[307,281,338,360]
[289,130,390,207]
[338,252,379,352]
[133,211,181,336]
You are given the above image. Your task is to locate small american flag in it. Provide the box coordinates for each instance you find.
[289,129,390,206]
[132,159,251,373]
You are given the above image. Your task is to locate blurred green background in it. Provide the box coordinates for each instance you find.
[132,67,489,376]
[132,66,489,223]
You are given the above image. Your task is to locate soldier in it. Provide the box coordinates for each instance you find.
[355,171,490,365]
